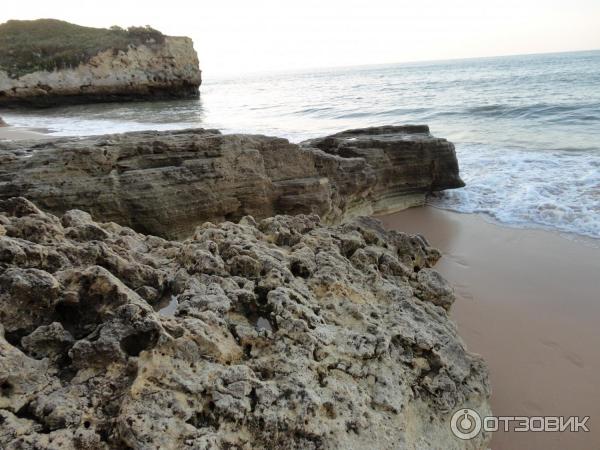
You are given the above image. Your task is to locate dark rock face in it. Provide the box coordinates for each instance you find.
[0,198,490,449]
[0,126,463,239]
[0,83,201,108]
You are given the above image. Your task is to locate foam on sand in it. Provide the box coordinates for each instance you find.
[432,143,600,239]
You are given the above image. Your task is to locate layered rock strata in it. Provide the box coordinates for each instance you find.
[0,197,490,449]
[0,126,463,239]
[301,125,464,214]
[0,22,201,107]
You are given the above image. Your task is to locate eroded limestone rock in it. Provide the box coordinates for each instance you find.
[0,21,201,107]
[0,126,463,239]
[0,198,490,449]
[301,125,465,215]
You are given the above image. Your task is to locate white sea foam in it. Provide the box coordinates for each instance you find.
[431,144,600,239]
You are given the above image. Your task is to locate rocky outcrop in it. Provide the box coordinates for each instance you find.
[0,20,201,107]
[0,116,7,127]
[0,126,463,239]
[0,197,490,449]
[301,125,464,214]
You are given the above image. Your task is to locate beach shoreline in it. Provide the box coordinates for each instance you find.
[377,206,600,450]
[0,125,49,140]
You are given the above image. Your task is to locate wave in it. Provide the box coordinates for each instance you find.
[288,106,335,117]
[333,107,430,119]
[431,143,600,239]
[461,102,600,121]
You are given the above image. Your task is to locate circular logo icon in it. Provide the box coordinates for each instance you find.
[451,408,482,440]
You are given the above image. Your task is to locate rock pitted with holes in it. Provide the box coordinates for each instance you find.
[0,198,490,449]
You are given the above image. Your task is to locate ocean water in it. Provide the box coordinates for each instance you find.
[2,50,599,238]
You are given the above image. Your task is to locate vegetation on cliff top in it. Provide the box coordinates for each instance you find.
[0,19,165,78]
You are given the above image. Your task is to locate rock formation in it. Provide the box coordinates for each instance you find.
[0,126,463,239]
[0,197,490,449]
[301,125,464,214]
[0,116,7,127]
[0,20,201,107]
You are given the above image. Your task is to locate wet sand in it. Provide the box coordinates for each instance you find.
[377,207,600,450]
[0,126,48,140]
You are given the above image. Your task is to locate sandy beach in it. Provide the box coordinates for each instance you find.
[0,126,48,140]
[377,206,600,450]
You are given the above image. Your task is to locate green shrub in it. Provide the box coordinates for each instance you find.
[0,19,166,78]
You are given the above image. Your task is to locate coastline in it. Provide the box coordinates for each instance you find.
[0,13,596,449]
[377,206,600,450]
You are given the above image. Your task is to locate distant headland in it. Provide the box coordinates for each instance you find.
[0,19,201,107]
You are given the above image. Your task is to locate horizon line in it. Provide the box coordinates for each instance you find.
[207,47,600,80]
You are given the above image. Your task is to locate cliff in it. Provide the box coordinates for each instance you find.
[0,19,201,107]
[0,126,464,239]
[0,197,490,449]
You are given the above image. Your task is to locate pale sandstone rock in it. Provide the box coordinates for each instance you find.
[0,126,463,239]
[0,37,201,107]
[0,198,490,449]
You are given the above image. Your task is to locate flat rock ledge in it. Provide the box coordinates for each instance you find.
[0,197,490,450]
[0,125,464,239]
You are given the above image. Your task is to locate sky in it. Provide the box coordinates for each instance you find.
[2,0,600,76]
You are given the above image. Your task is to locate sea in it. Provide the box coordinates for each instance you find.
[2,50,599,239]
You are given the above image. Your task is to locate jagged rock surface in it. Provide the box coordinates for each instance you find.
[0,198,490,449]
[0,126,463,239]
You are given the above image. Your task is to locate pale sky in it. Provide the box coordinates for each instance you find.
[2,0,599,76]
